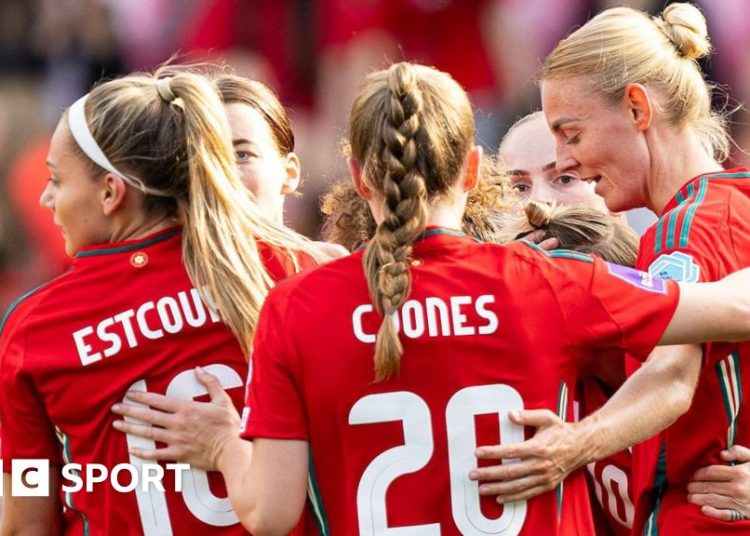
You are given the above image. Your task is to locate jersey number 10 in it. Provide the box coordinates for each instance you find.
[124,364,243,535]
[350,384,527,535]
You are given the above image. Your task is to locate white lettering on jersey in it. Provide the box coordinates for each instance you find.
[73,288,221,366]
[352,295,499,343]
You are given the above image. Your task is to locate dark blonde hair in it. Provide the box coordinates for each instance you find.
[321,159,509,251]
[543,2,728,161]
[71,67,325,354]
[503,201,639,267]
[349,62,475,381]
[213,74,295,155]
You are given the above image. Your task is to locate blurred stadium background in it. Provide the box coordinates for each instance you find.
[1,0,748,313]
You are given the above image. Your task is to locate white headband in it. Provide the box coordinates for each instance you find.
[67,94,170,197]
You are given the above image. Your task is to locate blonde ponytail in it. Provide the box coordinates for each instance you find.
[77,68,330,354]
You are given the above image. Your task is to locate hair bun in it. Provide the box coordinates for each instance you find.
[658,3,711,60]
[524,201,553,229]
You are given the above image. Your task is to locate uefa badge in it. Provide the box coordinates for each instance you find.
[130,251,149,268]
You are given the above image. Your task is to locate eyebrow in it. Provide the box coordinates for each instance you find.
[46,160,56,169]
[232,139,255,147]
[550,117,580,131]
[508,162,556,175]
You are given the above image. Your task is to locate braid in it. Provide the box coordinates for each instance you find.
[364,63,428,381]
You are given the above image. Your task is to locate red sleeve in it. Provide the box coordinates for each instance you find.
[0,324,62,465]
[541,254,680,362]
[240,286,308,441]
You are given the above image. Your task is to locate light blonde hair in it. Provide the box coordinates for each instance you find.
[543,2,729,161]
[73,67,327,354]
[502,201,639,267]
[349,62,475,381]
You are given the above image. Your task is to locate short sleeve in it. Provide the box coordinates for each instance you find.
[240,288,308,441]
[546,254,680,362]
[0,327,62,465]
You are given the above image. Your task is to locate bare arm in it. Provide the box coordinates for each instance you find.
[471,344,701,502]
[662,268,750,345]
[214,437,308,536]
[1,473,63,536]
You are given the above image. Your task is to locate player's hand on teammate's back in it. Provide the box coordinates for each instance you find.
[687,445,750,521]
[111,367,241,471]
[519,230,559,251]
[470,409,584,503]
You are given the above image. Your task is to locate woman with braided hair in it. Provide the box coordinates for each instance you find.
[320,164,508,251]
[111,61,750,534]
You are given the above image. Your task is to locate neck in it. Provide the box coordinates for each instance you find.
[646,127,722,216]
[425,198,464,230]
[109,214,177,243]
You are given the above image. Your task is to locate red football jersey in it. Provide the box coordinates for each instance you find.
[631,169,750,535]
[578,378,634,536]
[242,229,679,535]
[0,228,308,536]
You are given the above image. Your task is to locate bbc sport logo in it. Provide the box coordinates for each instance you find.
[0,459,190,497]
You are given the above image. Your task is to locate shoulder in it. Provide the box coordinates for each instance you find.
[0,271,73,341]
[638,174,750,278]
[312,240,349,259]
[267,251,363,307]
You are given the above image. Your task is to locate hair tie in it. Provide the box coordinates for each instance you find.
[157,77,177,103]
[67,94,171,197]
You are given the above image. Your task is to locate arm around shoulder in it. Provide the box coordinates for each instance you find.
[661,267,750,345]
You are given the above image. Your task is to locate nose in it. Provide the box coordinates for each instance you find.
[39,181,54,209]
[529,177,556,205]
[555,141,578,174]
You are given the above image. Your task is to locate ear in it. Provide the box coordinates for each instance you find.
[281,152,301,195]
[623,83,653,131]
[348,156,372,200]
[100,173,128,216]
[462,145,482,191]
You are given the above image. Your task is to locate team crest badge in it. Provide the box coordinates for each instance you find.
[648,252,700,282]
[130,251,149,268]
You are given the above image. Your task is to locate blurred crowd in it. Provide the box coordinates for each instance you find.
[1,0,749,313]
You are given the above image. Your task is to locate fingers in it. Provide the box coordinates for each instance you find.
[507,409,561,428]
[127,445,181,462]
[122,390,184,413]
[687,481,735,496]
[111,403,173,428]
[475,443,535,461]
[495,483,555,504]
[699,505,748,522]
[476,473,553,497]
[538,238,560,251]
[692,464,734,483]
[470,458,553,482]
[523,230,545,244]
[195,367,231,405]
[723,445,750,464]
[688,492,740,511]
[112,419,171,444]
